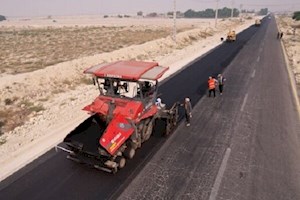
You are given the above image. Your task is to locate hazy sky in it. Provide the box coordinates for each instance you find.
[1,0,300,17]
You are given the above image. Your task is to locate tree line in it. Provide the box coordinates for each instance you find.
[0,15,6,21]
[258,8,268,16]
[184,7,239,18]
[293,11,300,21]
[137,7,269,18]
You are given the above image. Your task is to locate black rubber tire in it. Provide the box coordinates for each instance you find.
[128,140,139,150]
[115,156,126,169]
[143,122,153,141]
[124,147,136,159]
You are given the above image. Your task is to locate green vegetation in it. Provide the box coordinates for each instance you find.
[0,15,6,21]
[79,77,93,85]
[0,120,5,136]
[19,100,44,113]
[0,138,6,145]
[0,109,29,133]
[4,96,18,105]
[38,97,49,102]
[184,7,239,18]
[20,99,34,107]
[29,105,45,113]
[4,98,13,105]
[292,11,300,21]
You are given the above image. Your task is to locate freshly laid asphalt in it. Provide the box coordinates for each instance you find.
[1,15,300,200]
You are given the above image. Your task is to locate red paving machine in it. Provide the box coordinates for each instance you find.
[57,61,178,173]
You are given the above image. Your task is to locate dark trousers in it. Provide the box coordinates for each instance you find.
[185,113,190,123]
[209,89,216,97]
[219,85,223,94]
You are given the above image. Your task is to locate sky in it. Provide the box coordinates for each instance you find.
[1,0,300,17]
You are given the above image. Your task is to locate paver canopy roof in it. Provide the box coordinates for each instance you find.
[84,61,169,80]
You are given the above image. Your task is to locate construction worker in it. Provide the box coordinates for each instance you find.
[280,32,284,39]
[181,97,192,126]
[217,74,226,95]
[208,76,217,97]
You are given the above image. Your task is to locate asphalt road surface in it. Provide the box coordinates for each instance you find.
[1,15,299,200]
[118,15,300,200]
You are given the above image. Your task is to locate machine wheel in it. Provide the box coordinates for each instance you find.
[143,121,153,141]
[112,167,118,174]
[128,140,138,150]
[124,147,136,159]
[115,156,126,169]
[166,122,172,136]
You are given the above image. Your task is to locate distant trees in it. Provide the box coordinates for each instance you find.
[258,8,268,16]
[0,15,6,21]
[292,11,300,21]
[218,7,239,18]
[167,11,184,17]
[120,6,272,19]
[146,12,158,17]
[184,7,239,18]
[241,9,255,13]
[137,11,143,17]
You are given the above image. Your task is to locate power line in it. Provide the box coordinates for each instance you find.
[173,0,177,43]
[230,0,234,19]
[215,0,219,27]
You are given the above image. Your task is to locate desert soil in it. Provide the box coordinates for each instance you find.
[276,15,300,85]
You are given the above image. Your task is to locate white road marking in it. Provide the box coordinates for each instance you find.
[256,56,260,62]
[240,93,248,112]
[251,69,256,78]
[209,148,232,200]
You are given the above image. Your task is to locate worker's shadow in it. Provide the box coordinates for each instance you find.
[196,82,210,98]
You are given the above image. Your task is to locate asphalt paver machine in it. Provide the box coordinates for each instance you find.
[56,61,179,173]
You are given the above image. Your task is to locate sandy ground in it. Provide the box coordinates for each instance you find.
[0,16,257,181]
[2,15,218,28]
[276,15,300,85]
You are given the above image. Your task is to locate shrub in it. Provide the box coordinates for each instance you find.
[29,105,45,113]
[292,11,300,21]
[0,138,6,145]
[0,15,6,21]
[4,98,13,105]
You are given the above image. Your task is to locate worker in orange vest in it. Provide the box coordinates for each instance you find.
[208,76,217,97]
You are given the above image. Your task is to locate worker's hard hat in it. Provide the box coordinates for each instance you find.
[218,74,221,77]
[156,98,161,103]
[185,97,190,102]
[209,76,212,79]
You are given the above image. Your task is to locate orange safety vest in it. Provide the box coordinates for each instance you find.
[208,79,216,89]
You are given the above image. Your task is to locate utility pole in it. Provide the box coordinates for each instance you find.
[215,0,219,27]
[231,0,234,19]
[173,0,177,43]
[239,4,243,22]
